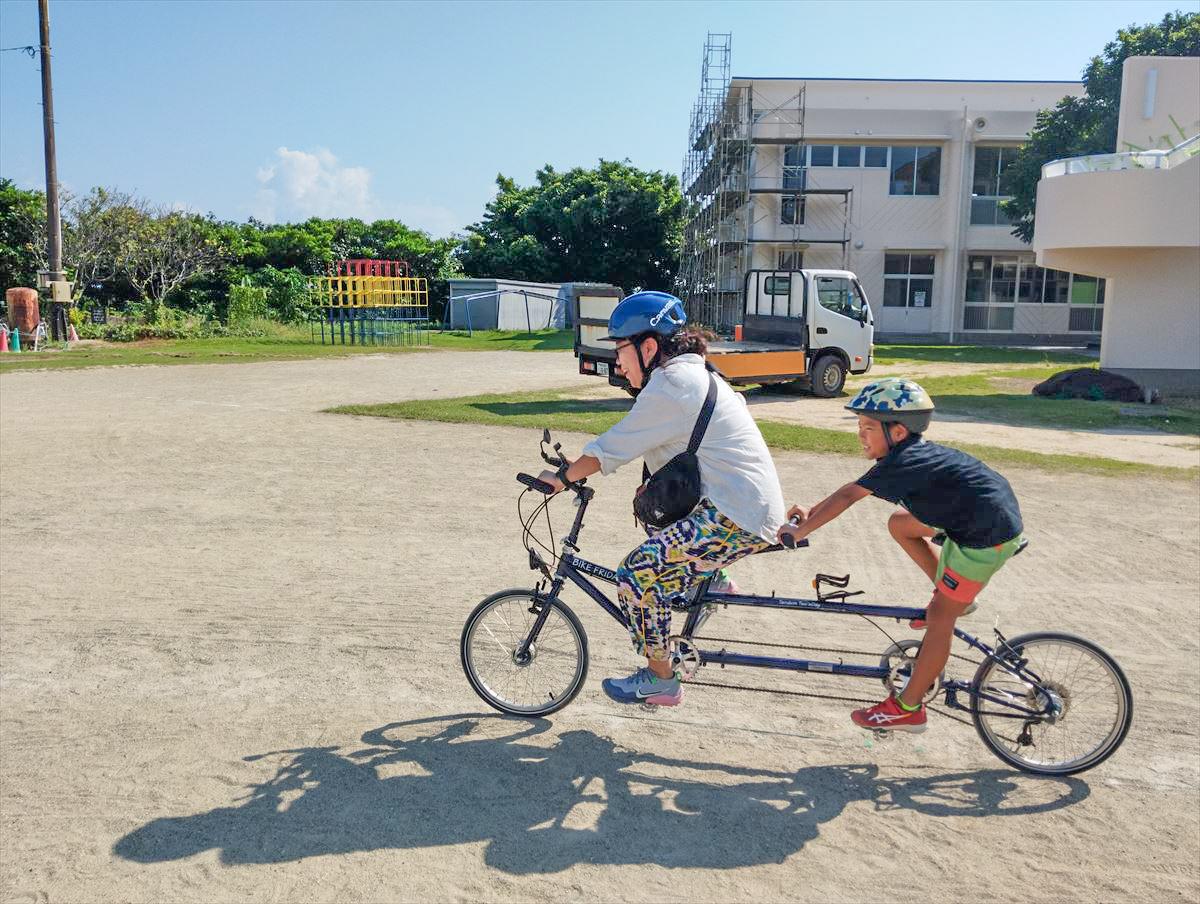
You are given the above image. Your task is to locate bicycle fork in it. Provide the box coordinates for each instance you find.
[514,579,564,661]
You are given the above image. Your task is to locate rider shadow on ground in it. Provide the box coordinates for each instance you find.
[113,714,1090,874]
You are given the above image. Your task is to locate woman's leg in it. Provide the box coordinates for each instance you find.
[616,503,767,677]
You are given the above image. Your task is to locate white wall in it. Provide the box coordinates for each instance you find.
[733,77,1082,338]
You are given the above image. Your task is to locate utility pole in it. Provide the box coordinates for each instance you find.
[38,0,68,340]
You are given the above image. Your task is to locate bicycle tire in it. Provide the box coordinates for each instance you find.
[461,589,589,717]
[970,631,1133,776]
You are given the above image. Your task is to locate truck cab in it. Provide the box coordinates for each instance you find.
[575,269,873,397]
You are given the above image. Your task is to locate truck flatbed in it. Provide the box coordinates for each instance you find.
[706,340,808,383]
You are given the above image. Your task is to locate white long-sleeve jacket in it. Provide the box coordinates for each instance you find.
[581,353,785,542]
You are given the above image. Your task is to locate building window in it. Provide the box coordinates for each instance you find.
[964,254,1105,331]
[970,146,1018,225]
[783,145,806,190]
[864,146,889,168]
[890,146,941,195]
[781,196,805,225]
[809,145,835,167]
[883,253,935,308]
[778,250,803,270]
[1068,274,1106,332]
[836,145,863,167]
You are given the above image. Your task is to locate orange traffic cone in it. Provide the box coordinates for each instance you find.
[68,324,79,342]
[0,326,9,353]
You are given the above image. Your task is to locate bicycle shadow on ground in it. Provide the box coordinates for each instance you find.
[113,713,1090,874]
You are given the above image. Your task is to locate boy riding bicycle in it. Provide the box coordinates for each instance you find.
[777,378,1024,733]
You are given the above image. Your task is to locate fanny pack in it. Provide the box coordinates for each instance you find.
[634,372,718,531]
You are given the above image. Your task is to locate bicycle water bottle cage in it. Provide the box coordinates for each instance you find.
[813,573,863,603]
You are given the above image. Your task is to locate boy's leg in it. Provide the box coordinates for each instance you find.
[887,510,939,583]
[853,536,1021,730]
[897,588,969,709]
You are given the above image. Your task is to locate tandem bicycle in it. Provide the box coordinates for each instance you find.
[460,431,1133,776]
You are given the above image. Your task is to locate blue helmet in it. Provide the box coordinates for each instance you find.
[601,291,686,341]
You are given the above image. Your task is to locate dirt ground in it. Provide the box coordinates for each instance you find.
[2,350,1198,903]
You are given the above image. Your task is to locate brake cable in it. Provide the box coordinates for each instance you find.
[518,487,559,569]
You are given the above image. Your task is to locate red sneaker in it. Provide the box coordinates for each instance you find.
[852,696,927,733]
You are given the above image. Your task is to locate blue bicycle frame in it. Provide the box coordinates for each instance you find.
[513,475,1049,722]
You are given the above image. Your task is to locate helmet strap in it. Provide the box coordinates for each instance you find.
[883,422,897,450]
[634,334,661,385]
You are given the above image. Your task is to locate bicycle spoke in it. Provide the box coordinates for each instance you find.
[464,595,586,715]
[973,634,1130,774]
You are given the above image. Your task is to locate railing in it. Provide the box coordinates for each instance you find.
[1042,134,1200,179]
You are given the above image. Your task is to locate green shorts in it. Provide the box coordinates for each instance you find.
[935,534,1024,604]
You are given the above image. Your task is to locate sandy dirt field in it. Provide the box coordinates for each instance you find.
[2,350,1198,903]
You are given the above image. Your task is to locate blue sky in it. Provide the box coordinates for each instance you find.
[0,0,1189,236]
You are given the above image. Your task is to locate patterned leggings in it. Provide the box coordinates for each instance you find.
[615,500,770,662]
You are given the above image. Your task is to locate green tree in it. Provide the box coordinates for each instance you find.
[1004,10,1200,241]
[0,178,46,291]
[459,160,684,292]
[120,209,229,323]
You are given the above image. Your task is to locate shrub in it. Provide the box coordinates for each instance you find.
[227,282,269,326]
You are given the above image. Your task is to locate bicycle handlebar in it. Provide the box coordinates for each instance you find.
[517,472,557,495]
[780,514,804,550]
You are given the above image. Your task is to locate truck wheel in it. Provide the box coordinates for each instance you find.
[810,356,846,398]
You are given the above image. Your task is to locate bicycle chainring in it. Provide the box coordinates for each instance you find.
[880,640,941,705]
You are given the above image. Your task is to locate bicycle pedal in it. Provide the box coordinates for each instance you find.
[638,702,659,713]
[870,729,894,741]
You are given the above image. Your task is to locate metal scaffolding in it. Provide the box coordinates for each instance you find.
[678,34,851,332]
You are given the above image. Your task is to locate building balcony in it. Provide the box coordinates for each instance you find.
[1033,135,1200,267]
[1033,133,1200,388]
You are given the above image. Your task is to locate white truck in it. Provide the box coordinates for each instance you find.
[575,269,874,396]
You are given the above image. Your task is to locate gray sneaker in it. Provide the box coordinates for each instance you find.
[708,568,742,595]
[601,667,683,706]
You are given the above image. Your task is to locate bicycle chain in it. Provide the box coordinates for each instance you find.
[688,634,982,666]
[682,678,985,731]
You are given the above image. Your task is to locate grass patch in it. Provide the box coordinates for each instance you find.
[428,329,574,351]
[872,344,1094,366]
[915,367,1200,436]
[0,334,425,372]
[0,328,575,374]
[329,388,1199,481]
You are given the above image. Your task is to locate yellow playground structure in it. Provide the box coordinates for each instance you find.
[309,259,430,346]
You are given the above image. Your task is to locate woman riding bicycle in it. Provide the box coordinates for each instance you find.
[538,291,786,706]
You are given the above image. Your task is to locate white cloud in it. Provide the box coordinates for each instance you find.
[251,147,376,222]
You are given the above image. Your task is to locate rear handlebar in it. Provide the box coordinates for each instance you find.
[780,514,804,549]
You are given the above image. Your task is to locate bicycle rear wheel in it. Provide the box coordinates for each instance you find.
[970,631,1133,776]
[461,589,588,717]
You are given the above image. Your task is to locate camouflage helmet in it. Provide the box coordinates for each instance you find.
[845,377,934,434]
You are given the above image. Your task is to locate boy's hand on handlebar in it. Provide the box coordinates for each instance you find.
[777,510,808,546]
[786,504,810,524]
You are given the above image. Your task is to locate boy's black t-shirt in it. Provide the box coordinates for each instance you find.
[855,437,1023,548]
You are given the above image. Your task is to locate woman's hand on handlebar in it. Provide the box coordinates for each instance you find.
[536,468,566,493]
[539,453,603,494]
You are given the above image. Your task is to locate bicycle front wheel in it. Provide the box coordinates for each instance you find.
[461,589,589,717]
[970,631,1133,776]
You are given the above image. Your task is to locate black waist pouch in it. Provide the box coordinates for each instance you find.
[634,373,718,531]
